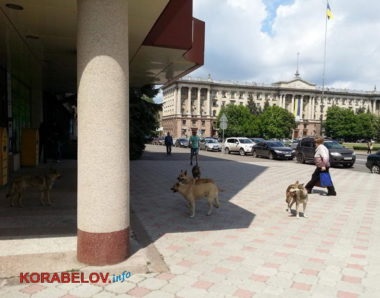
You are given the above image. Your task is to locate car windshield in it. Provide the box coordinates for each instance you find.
[324,141,344,149]
[267,141,285,147]
[239,139,253,144]
[206,139,218,143]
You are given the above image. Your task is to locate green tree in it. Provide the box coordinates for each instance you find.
[130,85,161,159]
[247,96,262,115]
[325,106,356,140]
[325,106,376,141]
[354,112,376,140]
[257,106,296,139]
[217,105,259,137]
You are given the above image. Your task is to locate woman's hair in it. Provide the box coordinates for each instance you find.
[315,136,324,145]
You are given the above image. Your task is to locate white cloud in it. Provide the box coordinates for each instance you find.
[190,0,380,91]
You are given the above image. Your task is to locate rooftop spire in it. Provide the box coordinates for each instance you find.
[295,52,300,78]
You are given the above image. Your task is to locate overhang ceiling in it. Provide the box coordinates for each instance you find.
[0,0,204,94]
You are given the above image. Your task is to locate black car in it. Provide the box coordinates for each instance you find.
[252,141,295,160]
[296,137,356,167]
[366,150,380,174]
[174,138,189,148]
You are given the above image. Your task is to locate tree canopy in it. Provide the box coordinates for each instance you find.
[325,106,378,141]
[129,85,161,159]
[217,104,296,139]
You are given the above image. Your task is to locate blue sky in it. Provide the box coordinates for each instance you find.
[187,0,380,92]
[261,0,294,35]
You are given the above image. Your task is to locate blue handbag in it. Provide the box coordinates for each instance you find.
[320,172,333,187]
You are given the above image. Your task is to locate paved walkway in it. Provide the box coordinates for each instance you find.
[0,144,379,297]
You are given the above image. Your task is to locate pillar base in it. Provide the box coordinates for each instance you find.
[77,228,129,265]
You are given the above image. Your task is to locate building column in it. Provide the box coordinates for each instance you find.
[187,87,191,115]
[205,88,209,116]
[197,88,201,116]
[77,0,129,265]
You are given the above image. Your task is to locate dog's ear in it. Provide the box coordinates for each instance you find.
[298,183,304,188]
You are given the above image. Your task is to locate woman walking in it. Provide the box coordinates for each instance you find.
[305,136,337,196]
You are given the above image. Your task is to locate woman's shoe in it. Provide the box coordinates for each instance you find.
[327,192,337,196]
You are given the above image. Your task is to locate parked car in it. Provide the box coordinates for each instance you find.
[174,138,189,148]
[296,137,356,167]
[252,140,295,160]
[224,137,254,156]
[366,150,380,174]
[152,136,165,145]
[199,138,222,151]
[249,137,265,145]
[289,139,300,149]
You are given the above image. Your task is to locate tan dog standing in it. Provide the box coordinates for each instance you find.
[7,169,61,207]
[286,181,308,218]
[171,180,220,218]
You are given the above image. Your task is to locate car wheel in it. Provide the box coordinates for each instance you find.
[252,150,257,158]
[268,152,274,160]
[225,147,230,154]
[371,164,380,174]
[239,148,245,156]
[297,153,305,164]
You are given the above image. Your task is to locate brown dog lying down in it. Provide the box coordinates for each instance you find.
[171,180,220,218]
[285,180,308,218]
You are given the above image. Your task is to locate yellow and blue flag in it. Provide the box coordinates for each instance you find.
[326,1,333,19]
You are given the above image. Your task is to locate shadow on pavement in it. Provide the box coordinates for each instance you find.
[0,147,267,257]
[130,148,267,246]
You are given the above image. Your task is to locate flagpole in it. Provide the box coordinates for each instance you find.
[320,1,329,135]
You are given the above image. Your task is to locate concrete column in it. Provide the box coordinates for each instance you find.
[291,95,294,115]
[197,88,201,116]
[206,88,211,116]
[300,95,304,119]
[188,87,192,115]
[77,0,129,265]
[175,87,180,116]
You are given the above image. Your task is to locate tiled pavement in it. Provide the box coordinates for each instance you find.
[0,144,379,297]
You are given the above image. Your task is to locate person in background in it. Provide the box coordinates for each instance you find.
[188,129,200,166]
[164,132,173,155]
[367,139,373,154]
[305,136,337,196]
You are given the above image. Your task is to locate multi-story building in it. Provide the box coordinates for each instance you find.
[162,74,380,139]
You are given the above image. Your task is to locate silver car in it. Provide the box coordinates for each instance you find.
[199,138,222,152]
[224,137,254,156]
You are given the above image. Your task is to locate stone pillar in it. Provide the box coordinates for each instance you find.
[300,95,304,119]
[206,88,211,116]
[188,87,191,115]
[197,88,201,116]
[77,0,129,265]
[175,87,180,115]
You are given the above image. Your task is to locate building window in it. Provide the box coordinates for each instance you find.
[182,120,186,125]
[201,121,205,126]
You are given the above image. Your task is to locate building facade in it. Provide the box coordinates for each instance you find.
[0,0,204,266]
[162,75,380,139]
